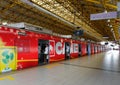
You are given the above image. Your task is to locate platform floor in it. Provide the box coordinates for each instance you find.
[0,50,120,85]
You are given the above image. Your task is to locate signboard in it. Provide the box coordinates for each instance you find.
[73,30,84,36]
[117,11,120,18]
[118,2,120,18]
[90,12,117,20]
[118,2,120,11]
[0,47,17,73]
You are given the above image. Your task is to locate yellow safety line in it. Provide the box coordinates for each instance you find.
[0,76,14,81]
[0,77,5,80]
[44,63,60,69]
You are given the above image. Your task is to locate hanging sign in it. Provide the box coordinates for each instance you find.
[90,12,117,20]
[117,2,120,11]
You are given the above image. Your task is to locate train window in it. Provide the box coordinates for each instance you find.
[14,39,30,53]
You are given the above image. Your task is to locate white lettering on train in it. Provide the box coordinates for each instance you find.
[73,43,78,53]
[55,42,79,55]
[55,42,63,55]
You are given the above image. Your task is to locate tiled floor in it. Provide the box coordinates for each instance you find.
[0,50,120,85]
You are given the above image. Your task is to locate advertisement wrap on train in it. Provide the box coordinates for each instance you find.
[0,26,105,73]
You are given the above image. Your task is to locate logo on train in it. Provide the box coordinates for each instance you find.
[50,41,79,55]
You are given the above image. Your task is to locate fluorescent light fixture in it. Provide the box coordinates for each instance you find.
[103,36,109,38]
[111,28,113,32]
[80,38,85,41]
[104,10,108,13]
[100,41,105,45]
[2,21,7,25]
[107,19,110,22]
[109,25,112,27]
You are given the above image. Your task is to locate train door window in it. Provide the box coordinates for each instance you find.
[38,39,49,65]
[65,42,70,60]
[78,44,81,57]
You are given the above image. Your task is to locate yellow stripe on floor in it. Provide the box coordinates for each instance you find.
[44,63,60,69]
[0,76,14,81]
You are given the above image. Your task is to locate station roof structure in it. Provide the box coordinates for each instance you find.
[0,0,120,42]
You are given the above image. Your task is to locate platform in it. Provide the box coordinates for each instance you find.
[0,50,120,85]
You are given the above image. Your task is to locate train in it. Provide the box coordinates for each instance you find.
[0,23,105,73]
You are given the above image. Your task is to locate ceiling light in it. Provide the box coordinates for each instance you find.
[109,25,112,27]
[111,28,113,32]
[2,21,7,25]
[103,36,109,38]
[104,10,107,13]
[107,19,110,22]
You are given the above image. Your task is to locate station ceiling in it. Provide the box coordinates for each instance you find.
[0,0,120,42]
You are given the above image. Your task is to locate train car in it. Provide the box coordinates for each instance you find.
[97,44,101,53]
[70,40,81,58]
[48,36,65,62]
[0,25,83,73]
[100,45,102,52]
[86,42,91,55]
[0,24,104,73]
[102,45,105,52]
[0,26,64,72]
[96,44,99,53]
[91,43,95,54]
[81,41,87,56]
[94,44,98,54]
[102,45,104,52]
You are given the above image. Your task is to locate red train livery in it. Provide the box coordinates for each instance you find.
[0,26,105,73]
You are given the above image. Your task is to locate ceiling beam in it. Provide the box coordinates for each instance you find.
[86,0,117,9]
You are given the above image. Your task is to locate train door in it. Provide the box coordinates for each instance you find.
[78,44,81,57]
[65,42,70,60]
[94,45,96,54]
[38,39,49,65]
[95,45,98,53]
[87,43,91,55]
[87,44,88,55]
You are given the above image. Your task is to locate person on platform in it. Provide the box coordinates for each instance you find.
[44,44,49,63]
